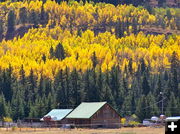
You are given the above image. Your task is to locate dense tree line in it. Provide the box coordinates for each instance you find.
[0,51,180,121]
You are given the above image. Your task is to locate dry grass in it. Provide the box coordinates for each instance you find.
[0,127,165,134]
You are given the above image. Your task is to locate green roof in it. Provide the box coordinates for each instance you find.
[66,102,107,119]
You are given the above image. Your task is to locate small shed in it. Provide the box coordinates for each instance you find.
[66,102,121,128]
[41,109,73,126]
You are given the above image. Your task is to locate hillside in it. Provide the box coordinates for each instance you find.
[0,0,180,122]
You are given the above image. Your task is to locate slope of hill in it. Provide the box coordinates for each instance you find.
[0,0,179,122]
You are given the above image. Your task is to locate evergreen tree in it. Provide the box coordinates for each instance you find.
[2,65,13,101]
[170,51,179,95]
[29,10,39,28]
[64,67,72,106]
[128,58,133,75]
[56,69,66,108]
[0,93,8,118]
[19,7,27,25]
[19,65,26,85]
[146,92,160,117]
[135,95,148,121]
[91,51,98,69]
[49,46,54,59]
[121,93,132,116]
[0,19,3,40]
[27,69,37,101]
[165,93,178,116]
[7,10,16,33]
[70,68,83,105]
[40,5,49,26]
[54,43,66,60]
[11,82,24,120]
[42,54,46,63]
[142,73,150,95]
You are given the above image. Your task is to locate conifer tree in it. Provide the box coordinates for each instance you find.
[142,73,150,95]
[0,93,8,118]
[91,51,98,69]
[19,7,27,25]
[54,43,66,60]
[29,10,39,28]
[7,10,15,33]
[0,19,3,40]
[165,93,178,116]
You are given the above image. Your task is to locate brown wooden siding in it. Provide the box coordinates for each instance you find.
[91,104,121,128]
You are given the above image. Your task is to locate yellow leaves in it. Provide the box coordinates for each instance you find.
[0,25,180,79]
[3,117,13,123]
[148,15,156,24]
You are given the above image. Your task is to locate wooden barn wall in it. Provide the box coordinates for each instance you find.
[90,104,121,128]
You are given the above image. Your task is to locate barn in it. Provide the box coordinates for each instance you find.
[66,102,121,128]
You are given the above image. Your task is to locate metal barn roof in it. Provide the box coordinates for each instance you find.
[66,102,107,119]
[41,109,73,121]
[166,116,180,121]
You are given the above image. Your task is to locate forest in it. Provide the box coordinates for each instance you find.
[0,0,180,122]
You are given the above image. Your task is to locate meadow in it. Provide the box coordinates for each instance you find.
[0,127,164,134]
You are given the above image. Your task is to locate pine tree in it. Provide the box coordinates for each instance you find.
[97,67,104,101]
[7,10,16,33]
[142,73,150,95]
[56,69,66,108]
[2,65,13,102]
[146,92,160,117]
[0,93,8,118]
[170,51,179,96]
[11,82,24,120]
[128,58,133,75]
[121,93,132,116]
[70,68,83,105]
[165,93,178,116]
[135,95,148,121]
[0,19,3,40]
[91,51,98,69]
[42,54,46,63]
[40,5,49,26]
[27,69,37,102]
[19,7,27,25]
[64,67,72,106]
[49,46,54,59]
[54,43,66,60]
[29,10,39,28]
[19,65,26,85]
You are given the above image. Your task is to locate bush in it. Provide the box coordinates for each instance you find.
[128,121,140,127]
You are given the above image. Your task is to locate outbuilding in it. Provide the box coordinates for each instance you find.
[66,102,121,128]
[41,109,73,127]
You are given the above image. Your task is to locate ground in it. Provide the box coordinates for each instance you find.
[0,127,164,134]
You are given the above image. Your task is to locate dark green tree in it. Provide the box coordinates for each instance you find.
[54,43,66,60]
[29,10,39,28]
[7,10,16,33]
[142,73,150,95]
[19,7,27,25]
[165,93,178,116]
[91,51,98,69]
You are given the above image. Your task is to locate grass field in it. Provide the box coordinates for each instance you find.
[0,127,164,134]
